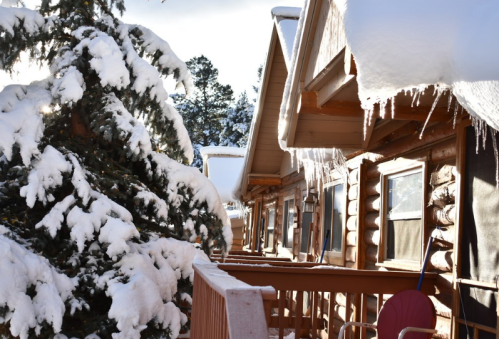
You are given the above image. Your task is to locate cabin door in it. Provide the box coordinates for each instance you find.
[457,126,499,339]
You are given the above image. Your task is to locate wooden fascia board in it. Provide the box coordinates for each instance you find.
[281,0,320,148]
[299,91,453,123]
[240,28,278,197]
[305,46,346,92]
[248,174,282,187]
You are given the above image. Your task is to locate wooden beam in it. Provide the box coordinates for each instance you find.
[299,91,453,123]
[248,175,282,186]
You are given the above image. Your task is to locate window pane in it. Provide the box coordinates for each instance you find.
[323,186,333,251]
[332,184,344,252]
[388,172,422,217]
[266,208,275,248]
[286,199,294,248]
[387,219,421,261]
[283,201,289,247]
[301,212,313,253]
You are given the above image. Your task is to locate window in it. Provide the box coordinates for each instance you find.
[380,166,425,267]
[282,197,295,248]
[265,207,275,248]
[301,210,313,253]
[322,182,346,265]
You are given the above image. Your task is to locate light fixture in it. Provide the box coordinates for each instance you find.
[303,190,317,213]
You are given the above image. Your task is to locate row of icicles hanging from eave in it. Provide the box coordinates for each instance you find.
[288,86,499,190]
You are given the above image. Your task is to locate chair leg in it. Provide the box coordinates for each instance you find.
[338,322,377,339]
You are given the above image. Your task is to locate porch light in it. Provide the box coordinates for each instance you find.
[303,191,317,213]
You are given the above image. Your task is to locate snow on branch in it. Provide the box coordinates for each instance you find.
[118,22,194,97]
[0,234,77,339]
[96,93,153,160]
[73,27,130,90]
[0,83,51,165]
[20,145,73,207]
[150,152,230,227]
[0,6,44,36]
[106,239,210,339]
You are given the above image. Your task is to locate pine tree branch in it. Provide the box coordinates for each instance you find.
[95,0,115,18]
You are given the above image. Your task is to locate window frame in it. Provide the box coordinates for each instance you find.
[321,179,348,266]
[282,194,295,248]
[378,162,427,269]
[264,204,276,249]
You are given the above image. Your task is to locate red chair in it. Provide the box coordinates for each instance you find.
[338,290,437,339]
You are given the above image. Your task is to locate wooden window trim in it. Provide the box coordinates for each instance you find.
[264,205,276,251]
[377,161,428,271]
[321,179,348,266]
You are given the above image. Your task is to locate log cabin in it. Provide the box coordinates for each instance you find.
[192,2,499,339]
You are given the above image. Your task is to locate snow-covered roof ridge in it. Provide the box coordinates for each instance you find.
[272,6,302,19]
[199,146,246,157]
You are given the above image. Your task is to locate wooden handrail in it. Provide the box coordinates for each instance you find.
[190,259,276,339]
[212,254,292,261]
[218,264,437,295]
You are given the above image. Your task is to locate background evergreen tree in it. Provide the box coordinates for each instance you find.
[172,55,234,168]
[0,1,231,338]
[220,91,253,148]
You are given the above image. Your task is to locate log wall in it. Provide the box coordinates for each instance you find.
[355,128,457,339]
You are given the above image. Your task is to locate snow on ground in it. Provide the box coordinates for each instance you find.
[339,0,499,132]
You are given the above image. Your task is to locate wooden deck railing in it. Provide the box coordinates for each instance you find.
[218,263,437,339]
[191,258,437,339]
[190,259,276,339]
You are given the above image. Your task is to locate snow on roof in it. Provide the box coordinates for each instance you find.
[206,156,245,204]
[272,7,301,67]
[226,208,243,219]
[341,0,499,131]
[199,146,246,158]
[276,18,299,68]
[272,6,302,19]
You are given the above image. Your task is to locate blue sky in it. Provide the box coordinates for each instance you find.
[0,0,304,99]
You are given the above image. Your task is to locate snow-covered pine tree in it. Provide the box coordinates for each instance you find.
[171,55,234,169]
[0,1,232,339]
[220,91,253,148]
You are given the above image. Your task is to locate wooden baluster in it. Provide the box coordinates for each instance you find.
[279,290,286,339]
[295,291,304,336]
[312,291,319,338]
[377,294,384,315]
[345,293,352,339]
[329,292,336,339]
[361,293,368,339]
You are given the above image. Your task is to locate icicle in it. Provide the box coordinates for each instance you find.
[447,91,453,112]
[490,127,499,189]
[453,97,460,129]
[290,148,348,193]
[363,109,374,140]
[391,96,395,119]
[419,87,444,139]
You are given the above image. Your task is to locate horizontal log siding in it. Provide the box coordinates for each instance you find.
[357,134,457,339]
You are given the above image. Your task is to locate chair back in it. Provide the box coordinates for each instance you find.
[377,290,436,339]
